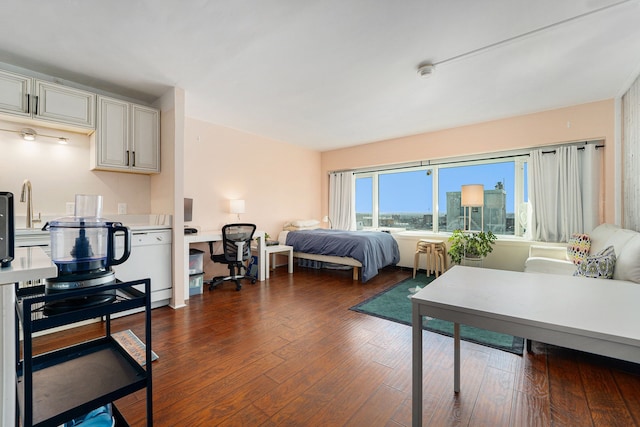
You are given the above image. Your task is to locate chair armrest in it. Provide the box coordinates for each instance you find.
[528,244,569,261]
[235,241,246,262]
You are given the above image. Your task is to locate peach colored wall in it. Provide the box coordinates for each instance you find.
[184,117,321,276]
[321,100,616,224]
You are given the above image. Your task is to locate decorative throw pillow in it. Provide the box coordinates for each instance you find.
[567,233,591,265]
[573,245,616,279]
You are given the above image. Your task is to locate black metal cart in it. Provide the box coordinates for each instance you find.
[14,279,153,427]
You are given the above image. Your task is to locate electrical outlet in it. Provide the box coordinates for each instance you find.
[66,202,75,215]
[118,203,127,215]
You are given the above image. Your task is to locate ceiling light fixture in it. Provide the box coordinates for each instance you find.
[417,63,435,78]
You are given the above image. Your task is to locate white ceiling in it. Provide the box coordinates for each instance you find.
[1,0,639,151]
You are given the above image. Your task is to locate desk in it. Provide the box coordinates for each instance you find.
[1,247,57,427]
[411,266,640,427]
[184,230,265,298]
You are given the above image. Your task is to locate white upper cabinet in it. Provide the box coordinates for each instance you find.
[0,70,31,116]
[0,69,95,129]
[1,66,160,174]
[34,81,95,128]
[131,104,160,172]
[94,96,130,169]
[91,95,160,174]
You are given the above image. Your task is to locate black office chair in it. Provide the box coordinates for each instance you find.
[208,223,256,291]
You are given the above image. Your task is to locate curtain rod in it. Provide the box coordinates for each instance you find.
[541,143,604,155]
[329,139,604,175]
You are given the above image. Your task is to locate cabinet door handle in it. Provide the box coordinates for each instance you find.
[34,95,39,115]
[26,94,30,114]
[132,151,136,167]
[126,150,130,166]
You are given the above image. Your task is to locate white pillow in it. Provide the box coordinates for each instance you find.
[614,234,640,283]
[602,228,636,258]
[291,219,320,227]
[589,223,620,254]
[283,219,321,231]
[283,225,319,231]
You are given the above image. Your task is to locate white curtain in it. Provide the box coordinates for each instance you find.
[622,75,640,231]
[328,172,355,230]
[529,145,601,242]
[581,144,601,233]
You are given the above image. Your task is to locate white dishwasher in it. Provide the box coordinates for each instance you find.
[113,228,172,308]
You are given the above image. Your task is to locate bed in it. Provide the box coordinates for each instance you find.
[278,224,400,282]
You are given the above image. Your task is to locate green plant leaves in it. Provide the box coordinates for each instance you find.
[447,229,497,264]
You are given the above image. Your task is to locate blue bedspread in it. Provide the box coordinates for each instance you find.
[285,229,400,282]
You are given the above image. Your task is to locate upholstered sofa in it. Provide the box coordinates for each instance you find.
[524,223,640,284]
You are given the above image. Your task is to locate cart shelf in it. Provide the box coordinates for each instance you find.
[15,278,153,427]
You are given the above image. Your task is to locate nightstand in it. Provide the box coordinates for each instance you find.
[264,245,293,278]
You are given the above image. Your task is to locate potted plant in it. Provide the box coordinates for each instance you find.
[448,229,497,265]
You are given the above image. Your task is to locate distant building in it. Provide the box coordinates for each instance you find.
[445,189,507,232]
[356,188,509,233]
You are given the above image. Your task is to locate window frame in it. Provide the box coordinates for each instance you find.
[354,154,529,236]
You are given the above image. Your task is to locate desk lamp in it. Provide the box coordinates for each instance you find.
[230,199,245,221]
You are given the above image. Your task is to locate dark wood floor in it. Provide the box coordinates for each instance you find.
[33,265,640,426]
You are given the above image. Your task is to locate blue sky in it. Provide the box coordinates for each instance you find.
[356,162,523,214]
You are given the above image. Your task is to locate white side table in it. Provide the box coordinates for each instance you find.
[264,245,293,278]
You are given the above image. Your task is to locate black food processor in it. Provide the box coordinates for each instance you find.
[43,195,131,315]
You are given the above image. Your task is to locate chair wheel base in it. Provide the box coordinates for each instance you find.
[209,276,224,291]
[209,275,256,291]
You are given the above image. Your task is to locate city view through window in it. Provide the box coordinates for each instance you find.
[355,160,528,235]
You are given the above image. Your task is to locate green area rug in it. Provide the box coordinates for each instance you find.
[350,274,524,355]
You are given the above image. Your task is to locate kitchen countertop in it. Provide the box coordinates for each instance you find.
[14,214,172,238]
[0,246,56,285]
[107,214,173,228]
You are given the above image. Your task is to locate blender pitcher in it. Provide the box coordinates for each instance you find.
[46,195,130,275]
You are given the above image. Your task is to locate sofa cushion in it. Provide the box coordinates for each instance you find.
[524,257,577,275]
[589,223,620,254]
[567,233,590,265]
[603,228,637,256]
[613,234,640,283]
[574,245,616,279]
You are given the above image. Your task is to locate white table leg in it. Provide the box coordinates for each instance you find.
[412,305,423,427]
[287,248,293,273]
[454,322,461,393]
[265,251,271,279]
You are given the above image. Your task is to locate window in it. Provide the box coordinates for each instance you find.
[354,156,528,236]
[355,176,373,228]
[378,169,432,229]
[439,161,514,233]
